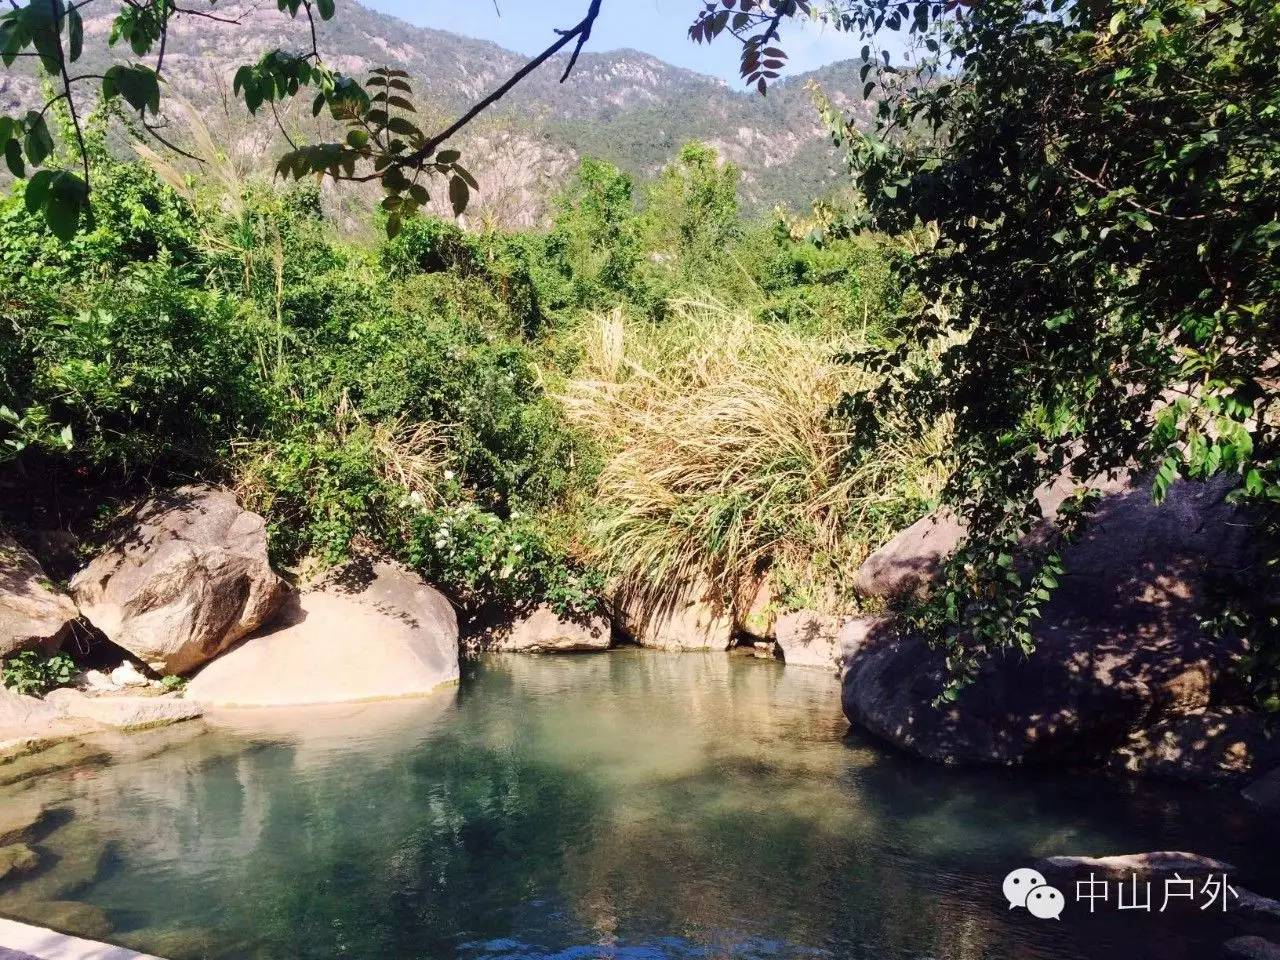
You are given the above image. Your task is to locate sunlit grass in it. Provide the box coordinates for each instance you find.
[560,298,949,617]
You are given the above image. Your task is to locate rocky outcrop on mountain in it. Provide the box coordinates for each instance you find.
[70,486,288,676]
[187,557,459,707]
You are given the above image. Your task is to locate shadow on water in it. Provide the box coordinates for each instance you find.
[0,650,1275,960]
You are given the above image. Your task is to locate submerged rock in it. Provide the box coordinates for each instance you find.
[842,476,1268,775]
[0,532,78,658]
[0,842,40,882]
[0,796,45,846]
[616,582,733,651]
[70,485,289,675]
[479,604,611,653]
[187,556,459,707]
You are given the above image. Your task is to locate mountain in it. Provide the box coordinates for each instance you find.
[1,2,873,224]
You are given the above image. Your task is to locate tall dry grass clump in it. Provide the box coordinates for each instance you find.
[560,299,948,615]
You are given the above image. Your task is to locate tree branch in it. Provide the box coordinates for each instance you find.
[558,0,602,82]
[48,0,92,222]
[399,0,604,170]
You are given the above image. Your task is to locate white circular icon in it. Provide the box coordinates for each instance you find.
[1025,884,1065,920]
[1002,867,1048,909]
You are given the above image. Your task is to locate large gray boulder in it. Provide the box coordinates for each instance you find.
[842,476,1268,774]
[855,470,1133,601]
[0,533,78,658]
[775,610,845,670]
[479,604,611,653]
[187,557,459,707]
[616,581,733,651]
[70,486,288,675]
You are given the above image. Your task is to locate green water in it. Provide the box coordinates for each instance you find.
[0,650,1274,959]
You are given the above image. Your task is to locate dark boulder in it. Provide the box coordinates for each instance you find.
[842,475,1269,774]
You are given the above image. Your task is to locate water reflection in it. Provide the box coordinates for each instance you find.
[0,651,1274,960]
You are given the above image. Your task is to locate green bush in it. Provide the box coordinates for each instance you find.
[2,650,77,696]
[2,259,260,473]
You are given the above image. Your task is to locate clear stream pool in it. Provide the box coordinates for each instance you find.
[0,651,1275,960]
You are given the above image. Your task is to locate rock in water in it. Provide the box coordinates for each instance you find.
[616,582,732,651]
[1037,852,1236,875]
[775,610,844,670]
[842,475,1268,772]
[0,843,40,882]
[1244,766,1280,813]
[0,795,46,846]
[187,557,459,707]
[45,688,203,731]
[480,605,611,653]
[70,485,288,675]
[0,533,78,657]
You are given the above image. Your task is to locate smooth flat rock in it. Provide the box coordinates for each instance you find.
[1038,851,1236,875]
[44,690,201,731]
[0,691,60,730]
[70,485,288,675]
[480,604,611,653]
[188,558,459,707]
[0,534,78,659]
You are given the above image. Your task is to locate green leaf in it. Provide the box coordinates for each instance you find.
[44,171,87,241]
[23,168,54,214]
[4,137,22,178]
[449,175,469,216]
[103,64,161,115]
[22,112,53,167]
[67,7,82,61]
[436,149,460,164]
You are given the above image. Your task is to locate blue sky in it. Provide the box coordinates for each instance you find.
[364,1,894,85]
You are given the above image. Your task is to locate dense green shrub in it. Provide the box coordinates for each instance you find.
[2,650,77,696]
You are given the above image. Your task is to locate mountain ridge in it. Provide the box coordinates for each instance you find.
[2,2,871,221]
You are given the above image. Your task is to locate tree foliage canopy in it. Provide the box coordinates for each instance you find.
[701,0,1279,695]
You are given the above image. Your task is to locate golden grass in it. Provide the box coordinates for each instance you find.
[560,299,949,616]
